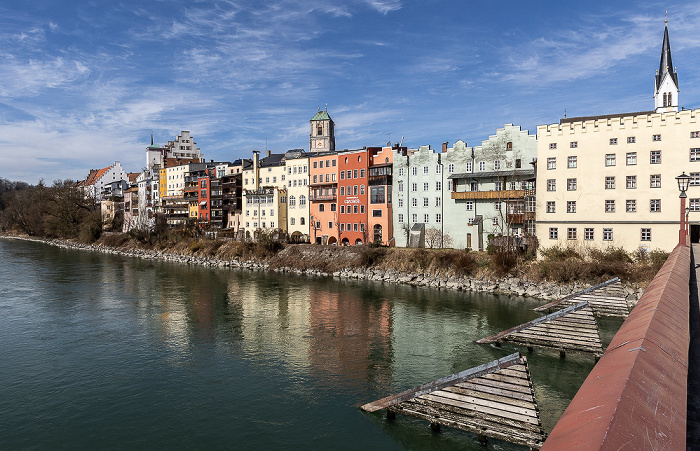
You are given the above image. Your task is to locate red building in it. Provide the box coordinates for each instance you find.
[337,149,369,245]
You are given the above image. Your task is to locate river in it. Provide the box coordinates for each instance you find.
[0,238,622,450]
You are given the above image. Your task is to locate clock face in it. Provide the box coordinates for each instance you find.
[315,139,324,148]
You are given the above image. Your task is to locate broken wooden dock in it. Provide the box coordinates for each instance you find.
[360,352,546,449]
[477,301,604,357]
[533,277,629,317]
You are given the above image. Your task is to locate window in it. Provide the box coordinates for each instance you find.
[626,199,636,213]
[340,205,345,214]
[495,181,503,191]
[398,214,404,223]
[465,162,472,172]
[626,176,637,189]
[319,204,325,212]
[412,213,417,222]
[584,228,594,241]
[688,174,700,188]
[340,186,345,196]
[360,185,365,195]
[354,205,359,214]
[398,168,404,176]
[549,143,557,149]
[423,198,429,207]
[435,197,441,207]
[610,138,618,145]
[692,132,700,139]
[423,166,429,175]
[289,196,296,207]
[397,198,403,208]
[603,228,613,241]
[435,165,441,174]
[436,214,442,223]
[411,183,417,192]
[494,201,501,211]
[627,136,636,144]
[371,210,382,218]
[547,158,556,170]
[546,201,555,213]
[300,217,305,225]
[398,182,403,192]
[605,200,615,213]
[479,161,486,171]
[641,228,652,241]
[567,201,576,213]
[423,182,429,191]
[567,178,577,191]
[650,174,661,188]
[650,199,661,212]
[435,181,442,191]
[690,198,700,211]
[330,203,336,212]
[691,148,700,161]
[360,169,365,178]
[448,163,455,172]
[424,214,430,223]
[494,160,501,170]
[567,228,577,240]
[411,198,417,207]
[547,179,556,191]
[568,156,577,168]
[650,150,661,164]
[412,167,418,176]
[605,176,615,189]
[328,221,333,229]
[570,141,578,148]
[605,154,616,166]
[492,217,499,226]
[340,223,345,231]
[549,228,558,239]
[652,134,661,142]
[515,159,521,168]
[465,201,474,211]
[626,152,637,165]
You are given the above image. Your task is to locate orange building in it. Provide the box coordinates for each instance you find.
[309,152,339,244]
[367,146,397,246]
[337,149,369,245]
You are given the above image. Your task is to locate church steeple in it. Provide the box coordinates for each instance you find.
[654,19,679,112]
[309,107,335,152]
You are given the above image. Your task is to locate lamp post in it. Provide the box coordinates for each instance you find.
[677,172,691,245]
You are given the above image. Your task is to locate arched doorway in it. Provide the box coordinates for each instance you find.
[355,239,363,245]
[328,236,337,245]
[341,238,350,246]
[373,224,382,244]
[290,231,303,243]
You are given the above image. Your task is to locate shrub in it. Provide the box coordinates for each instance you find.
[446,250,476,277]
[358,245,386,268]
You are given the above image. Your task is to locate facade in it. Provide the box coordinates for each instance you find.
[146,131,204,170]
[242,151,288,239]
[338,149,369,245]
[284,150,310,242]
[367,146,396,245]
[535,22,696,253]
[309,152,338,244]
[79,161,129,202]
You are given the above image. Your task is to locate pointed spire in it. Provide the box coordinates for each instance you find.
[656,19,678,88]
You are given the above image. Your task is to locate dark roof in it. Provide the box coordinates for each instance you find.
[448,169,535,180]
[560,111,655,124]
[656,24,679,88]
[310,110,332,121]
[259,153,286,167]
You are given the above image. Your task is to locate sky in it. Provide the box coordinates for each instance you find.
[1,1,700,184]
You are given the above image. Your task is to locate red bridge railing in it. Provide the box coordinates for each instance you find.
[541,244,690,450]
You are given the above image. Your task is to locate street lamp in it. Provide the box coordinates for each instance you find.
[676,172,691,245]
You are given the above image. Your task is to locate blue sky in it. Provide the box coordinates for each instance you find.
[1,1,700,184]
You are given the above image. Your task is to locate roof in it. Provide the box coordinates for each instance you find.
[560,111,655,124]
[259,153,286,167]
[310,110,332,121]
[448,168,535,180]
[83,164,114,186]
[127,172,140,183]
[656,24,678,89]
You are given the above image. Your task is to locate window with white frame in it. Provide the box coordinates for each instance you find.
[436,214,442,223]
[494,201,501,210]
[412,198,417,207]
[641,228,652,241]
[424,214,429,223]
[412,214,417,223]
[610,138,618,145]
[570,141,578,148]
[567,201,576,213]
[423,182,429,191]
[494,160,501,170]
[603,228,613,241]
[692,131,700,139]
[423,198,429,207]
[435,197,441,207]
[652,134,661,142]
[435,181,441,191]
[411,183,417,192]
[493,217,499,226]
[691,148,700,161]
[448,163,454,172]
[567,228,577,240]
[549,143,557,149]
[626,175,637,189]
[465,162,472,172]
[436,165,441,174]
[479,161,486,171]
[650,199,661,212]
[626,199,636,212]
[690,198,700,211]
[567,178,577,191]
[626,152,637,165]
[412,167,417,176]
[549,228,558,239]
[546,201,555,213]
[650,174,661,188]
[605,176,615,189]
[465,201,474,211]
[495,181,503,191]
[605,200,615,213]
[398,213,404,223]
[605,154,616,166]
[547,179,556,191]
[547,158,556,170]
[650,150,661,164]
[423,166,428,174]
[691,173,700,186]
[584,228,594,240]
[568,156,577,168]
[627,136,636,144]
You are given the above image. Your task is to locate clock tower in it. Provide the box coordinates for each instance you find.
[309,108,335,153]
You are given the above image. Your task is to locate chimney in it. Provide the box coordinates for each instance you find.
[252,151,260,190]
[267,150,271,157]
[442,142,448,152]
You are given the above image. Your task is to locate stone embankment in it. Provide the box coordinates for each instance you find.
[7,235,644,303]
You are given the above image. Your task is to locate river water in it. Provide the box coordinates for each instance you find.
[0,238,622,450]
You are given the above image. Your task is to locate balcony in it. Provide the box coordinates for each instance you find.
[451,189,525,200]
[309,193,337,201]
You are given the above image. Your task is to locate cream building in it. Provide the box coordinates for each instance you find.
[284,150,310,242]
[535,22,696,253]
[241,151,288,239]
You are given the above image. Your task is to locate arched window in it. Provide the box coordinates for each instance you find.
[289,195,296,207]
[373,224,382,243]
[300,217,305,225]
[299,195,306,207]
[317,123,323,135]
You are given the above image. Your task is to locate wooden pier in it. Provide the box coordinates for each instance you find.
[533,278,629,317]
[360,353,546,449]
[477,301,604,357]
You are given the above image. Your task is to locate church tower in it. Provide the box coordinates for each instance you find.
[309,108,335,152]
[654,19,679,113]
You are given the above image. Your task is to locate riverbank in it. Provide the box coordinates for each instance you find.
[2,233,646,302]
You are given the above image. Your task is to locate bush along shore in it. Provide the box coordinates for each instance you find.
[2,232,655,303]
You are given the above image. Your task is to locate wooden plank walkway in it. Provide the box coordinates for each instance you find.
[533,278,629,317]
[477,302,604,357]
[360,353,546,449]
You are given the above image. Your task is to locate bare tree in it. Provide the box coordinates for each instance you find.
[425,227,442,248]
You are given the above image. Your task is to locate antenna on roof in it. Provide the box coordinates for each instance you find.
[399,136,404,147]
